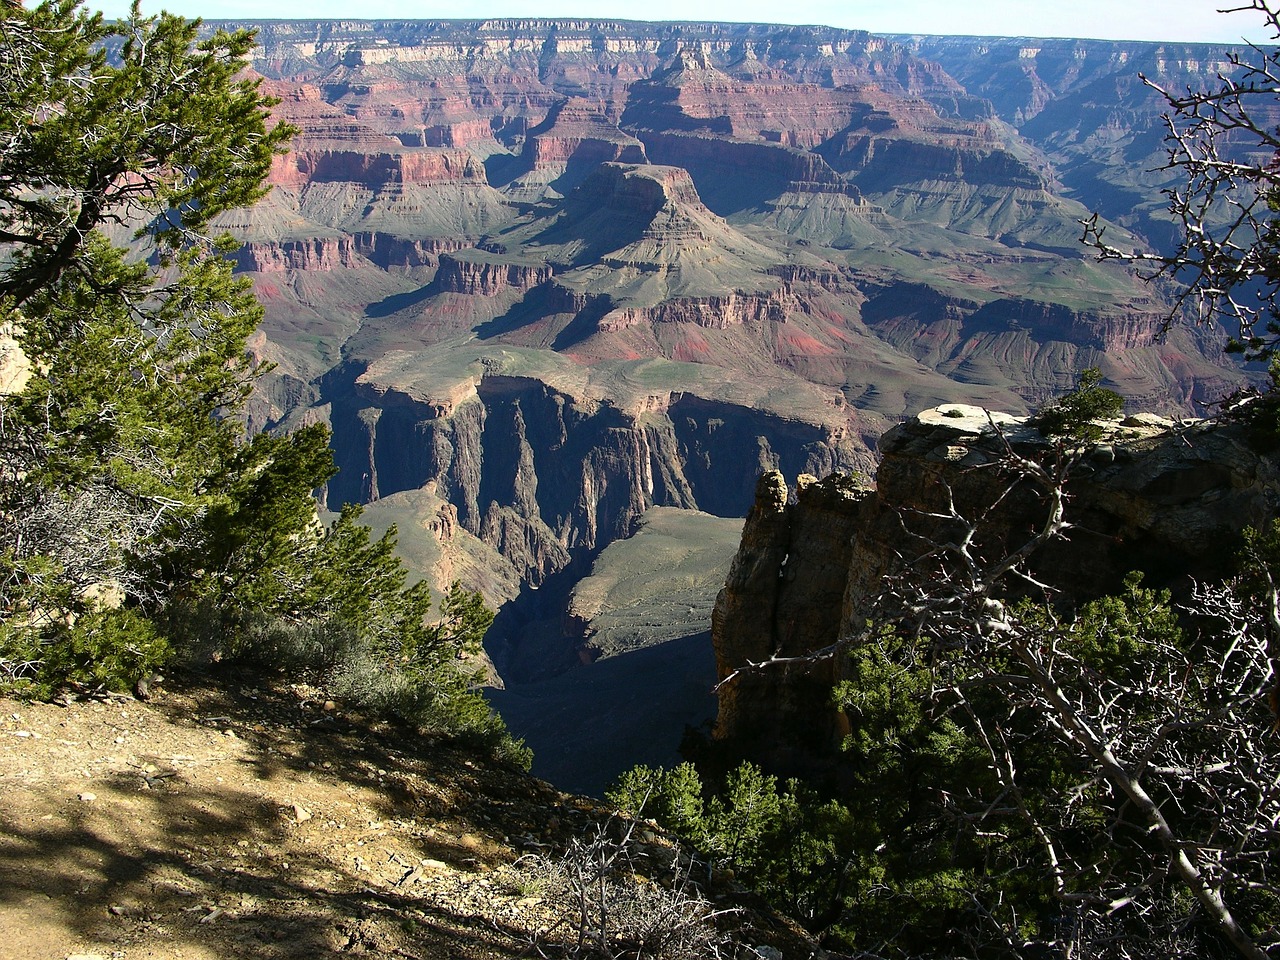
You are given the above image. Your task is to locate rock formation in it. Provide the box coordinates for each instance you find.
[186,18,1266,690]
[324,362,866,586]
[0,321,31,397]
[711,405,1280,760]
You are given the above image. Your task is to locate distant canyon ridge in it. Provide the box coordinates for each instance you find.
[213,18,1256,697]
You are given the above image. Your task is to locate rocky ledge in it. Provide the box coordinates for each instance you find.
[711,403,1280,760]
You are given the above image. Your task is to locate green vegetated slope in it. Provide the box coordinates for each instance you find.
[565,507,745,660]
[488,507,743,794]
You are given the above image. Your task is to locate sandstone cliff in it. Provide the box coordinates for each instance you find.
[325,363,869,587]
[711,405,1280,759]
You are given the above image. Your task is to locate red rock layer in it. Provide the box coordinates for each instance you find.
[435,255,555,296]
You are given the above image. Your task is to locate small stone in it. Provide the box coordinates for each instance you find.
[395,867,424,887]
[1121,412,1175,429]
[13,730,30,738]
[77,792,97,802]
[323,700,337,712]
[293,803,312,823]
[1089,444,1116,465]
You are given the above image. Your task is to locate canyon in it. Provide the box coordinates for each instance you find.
[209,18,1263,783]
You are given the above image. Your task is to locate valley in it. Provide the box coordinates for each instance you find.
[212,18,1259,783]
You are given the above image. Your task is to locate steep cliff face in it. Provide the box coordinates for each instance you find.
[711,405,1280,755]
[433,255,554,296]
[233,236,363,272]
[324,365,870,587]
[274,145,490,188]
[523,98,649,168]
[711,471,871,751]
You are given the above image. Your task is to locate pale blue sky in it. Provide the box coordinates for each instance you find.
[83,0,1278,44]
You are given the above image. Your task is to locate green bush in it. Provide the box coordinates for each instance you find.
[1,608,169,699]
[608,760,861,936]
[1030,367,1124,440]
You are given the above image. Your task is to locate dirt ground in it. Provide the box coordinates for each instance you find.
[0,674,595,960]
[0,672,819,960]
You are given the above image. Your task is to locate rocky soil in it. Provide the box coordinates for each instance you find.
[0,675,814,960]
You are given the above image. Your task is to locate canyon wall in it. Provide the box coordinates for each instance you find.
[193,18,1267,690]
[324,366,868,587]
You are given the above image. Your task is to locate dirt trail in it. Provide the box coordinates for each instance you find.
[0,676,566,960]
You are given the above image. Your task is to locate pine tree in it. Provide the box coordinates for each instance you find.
[0,3,513,768]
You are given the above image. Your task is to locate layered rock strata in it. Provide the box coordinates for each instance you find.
[326,367,867,586]
[189,19,1263,698]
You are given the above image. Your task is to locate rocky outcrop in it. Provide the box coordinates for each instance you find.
[413,118,497,150]
[352,232,474,270]
[234,236,362,272]
[819,133,1044,190]
[964,297,1163,351]
[711,404,1280,756]
[635,131,858,208]
[598,290,794,331]
[858,404,1280,599]
[260,82,496,189]
[273,146,490,188]
[434,255,554,295]
[523,98,648,168]
[711,471,871,751]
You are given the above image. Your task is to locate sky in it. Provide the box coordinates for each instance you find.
[83,0,1280,45]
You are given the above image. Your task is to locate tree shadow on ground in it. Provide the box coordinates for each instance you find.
[0,677,570,959]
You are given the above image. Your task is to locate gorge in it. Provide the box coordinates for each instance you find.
[208,17,1263,788]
